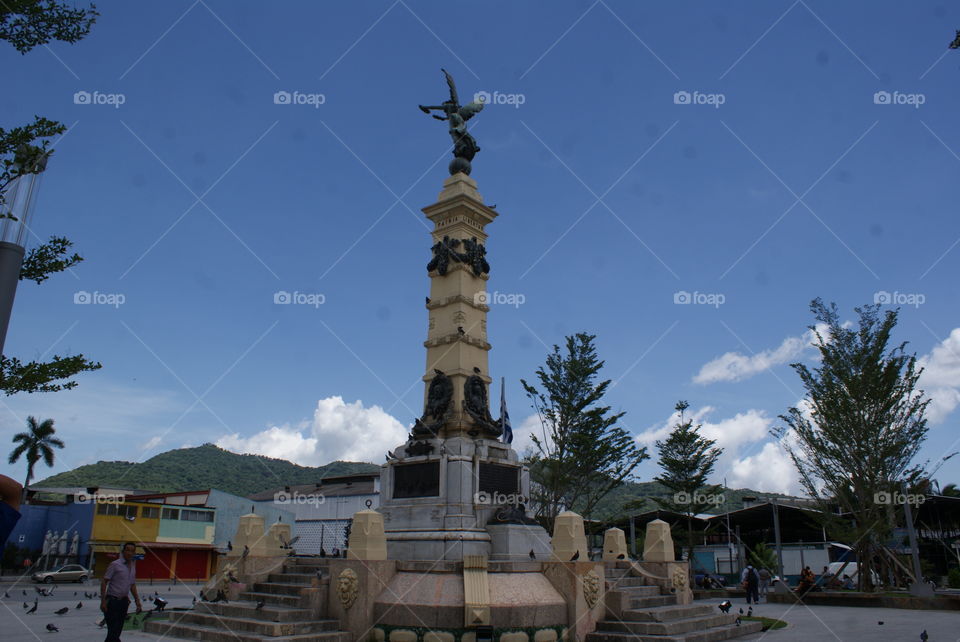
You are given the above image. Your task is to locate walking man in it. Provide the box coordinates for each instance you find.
[100,542,142,642]
[740,564,760,605]
[758,566,771,600]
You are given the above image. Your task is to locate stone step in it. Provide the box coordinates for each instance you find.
[268,572,315,585]
[630,595,678,608]
[145,618,350,642]
[285,557,331,567]
[169,610,340,636]
[239,590,302,607]
[585,619,763,642]
[597,613,737,636]
[253,581,310,596]
[612,581,661,595]
[195,601,316,623]
[621,604,715,622]
[284,565,328,575]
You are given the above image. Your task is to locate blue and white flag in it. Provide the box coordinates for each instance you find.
[500,377,513,444]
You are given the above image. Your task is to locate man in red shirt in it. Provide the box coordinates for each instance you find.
[100,542,142,642]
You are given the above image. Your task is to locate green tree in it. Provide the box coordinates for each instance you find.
[941,483,960,498]
[0,1,100,396]
[8,416,64,493]
[773,299,930,591]
[522,332,648,533]
[748,542,778,573]
[0,0,97,53]
[644,401,723,568]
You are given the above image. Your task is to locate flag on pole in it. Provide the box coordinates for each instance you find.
[500,377,513,444]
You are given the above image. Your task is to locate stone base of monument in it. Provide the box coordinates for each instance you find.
[486,524,553,561]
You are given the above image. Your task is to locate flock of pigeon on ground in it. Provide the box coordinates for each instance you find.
[2,584,170,633]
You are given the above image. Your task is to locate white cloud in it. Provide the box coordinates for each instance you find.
[635,406,771,453]
[217,396,407,466]
[726,441,801,495]
[918,328,960,424]
[693,324,829,385]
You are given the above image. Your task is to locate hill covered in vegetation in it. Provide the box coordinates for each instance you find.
[35,444,379,497]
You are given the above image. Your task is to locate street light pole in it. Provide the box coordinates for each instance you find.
[771,497,784,579]
[0,145,49,355]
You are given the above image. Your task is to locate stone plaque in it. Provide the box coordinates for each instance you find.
[393,461,441,498]
[478,463,519,496]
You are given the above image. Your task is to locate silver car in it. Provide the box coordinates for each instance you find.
[31,564,91,583]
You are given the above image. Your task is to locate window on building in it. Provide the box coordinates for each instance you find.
[97,503,115,516]
[119,505,137,519]
[161,508,179,520]
[181,509,214,522]
[141,507,160,519]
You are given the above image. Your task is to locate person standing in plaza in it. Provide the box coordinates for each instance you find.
[758,566,771,600]
[100,542,142,642]
[740,564,760,604]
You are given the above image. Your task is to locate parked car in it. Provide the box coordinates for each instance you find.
[31,564,91,583]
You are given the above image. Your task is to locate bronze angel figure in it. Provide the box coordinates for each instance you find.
[419,68,484,175]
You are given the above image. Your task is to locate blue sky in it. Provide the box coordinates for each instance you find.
[1,0,958,495]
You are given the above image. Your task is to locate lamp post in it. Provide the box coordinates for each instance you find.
[0,145,49,355]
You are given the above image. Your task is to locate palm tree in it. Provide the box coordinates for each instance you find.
[8,416,64,499]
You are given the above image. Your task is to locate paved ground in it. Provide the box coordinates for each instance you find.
[0,577,202,641]
[1,577,955,641]
[702,597,957,641]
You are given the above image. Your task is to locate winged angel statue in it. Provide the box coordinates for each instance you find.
[419,68,484,175]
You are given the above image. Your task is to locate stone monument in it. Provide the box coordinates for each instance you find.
[379,82,551,561]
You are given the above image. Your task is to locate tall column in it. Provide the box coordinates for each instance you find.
[416,173,500,440]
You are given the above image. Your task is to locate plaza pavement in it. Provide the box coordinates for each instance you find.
[1,577,954,641]
[700,596,956,641]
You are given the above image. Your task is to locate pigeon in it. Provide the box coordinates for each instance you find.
[23,601,29,609]
[255,599,264,610]
[3,590,8,598]
[45,623,59,632]
[227,571,239,584]
[192,596,197,606]
[570,550,580,561]
[739,608,743,614]
[616,553,626,560]
[153,597,167,612]
[718,600,732,614]
[76,602,82,609]
[457,326,465,336]
[320,548,327,558]
[920,631,928,642]
[242,545,249,559]
[54,607,69,615]
[529,550,536,560]
[22,590,26,596]
[747,607,753,617]
[735,617,741,627]
[73,592,76,596]
[97,619,106,628]
[425,297,431,305]
[26,600,38,614]
[878,621,884,625]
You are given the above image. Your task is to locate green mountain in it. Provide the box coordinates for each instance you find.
[34,444,380,497]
